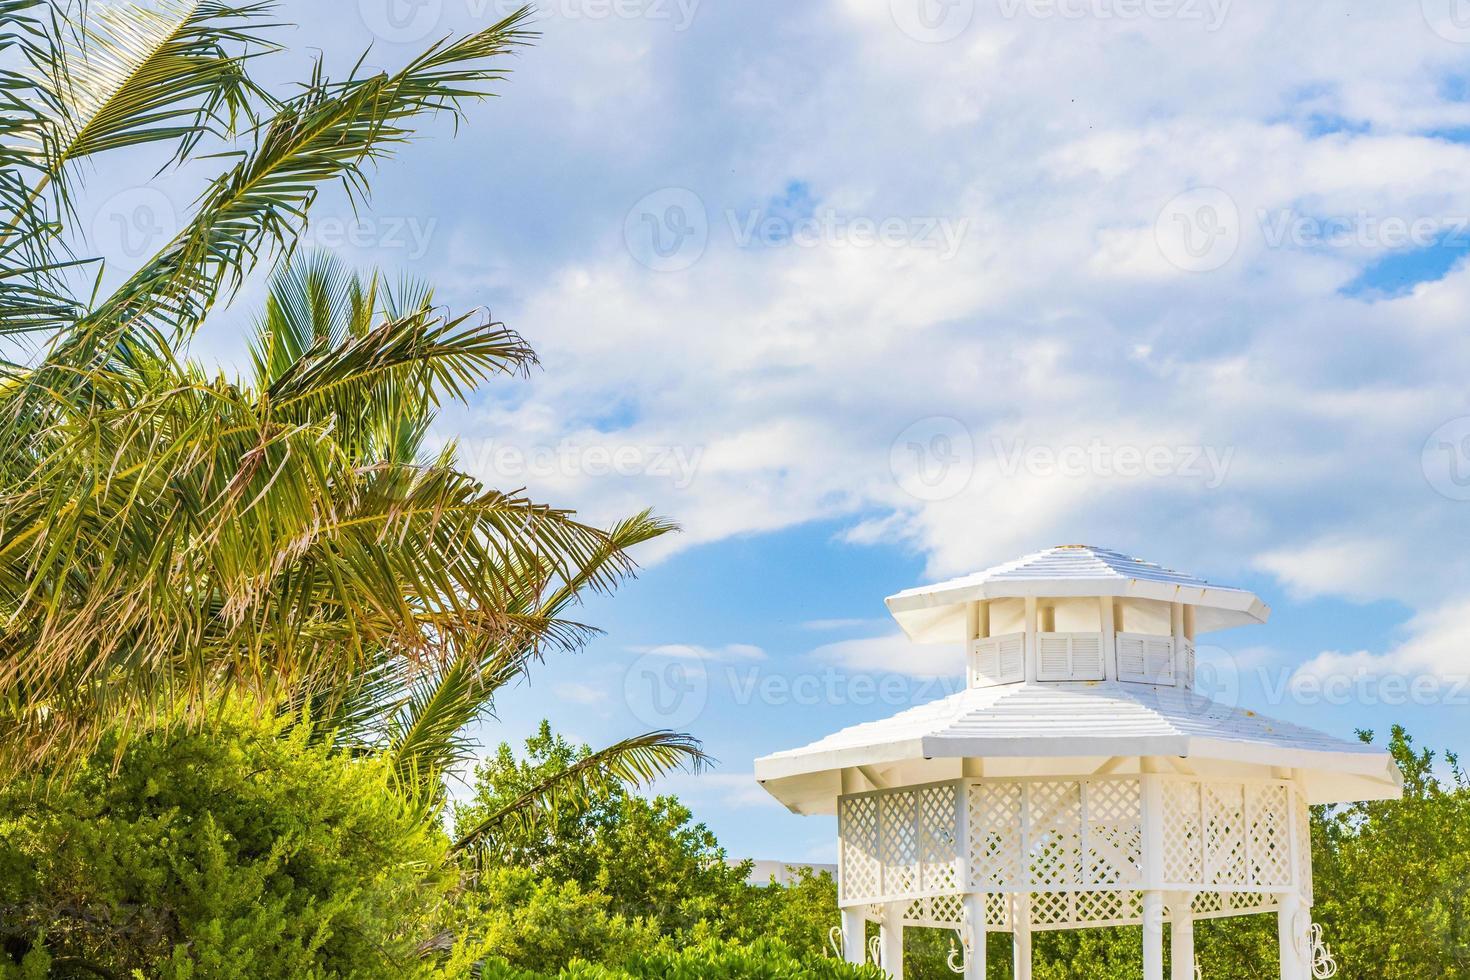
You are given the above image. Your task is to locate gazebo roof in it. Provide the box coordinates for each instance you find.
[755,680,1402,812]
[887,545,1269,642]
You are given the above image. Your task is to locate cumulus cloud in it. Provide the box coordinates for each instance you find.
[232,3,1470,625]
[1293,597,1470,684]
[811,632,963,680]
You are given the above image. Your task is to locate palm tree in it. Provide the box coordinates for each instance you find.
[0,1,705,820]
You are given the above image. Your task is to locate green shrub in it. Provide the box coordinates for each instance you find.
[465,867,662,973]
[0,714,479,980]
[476,939,885,979]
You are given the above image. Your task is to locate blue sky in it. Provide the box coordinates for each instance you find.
[80,0,1470,862]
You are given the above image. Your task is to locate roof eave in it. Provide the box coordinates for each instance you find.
[754,732,1397,793]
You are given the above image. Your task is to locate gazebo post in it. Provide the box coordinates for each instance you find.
[1278,893,1308,980]
[1142,757,1166,980]
[962,894,987,980]
[1011,895,1032,980]
[1167,893,1195,980]
[1142,891,1166,980]
[880,904,904,979]
[840,907,866,968]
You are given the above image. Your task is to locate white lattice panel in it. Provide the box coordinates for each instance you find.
[1163,781,1203,883]
[1030,889,1143,929]
[1192,890,1281,921]
[919,784,962,893]
[879,791,920,894]
[1295,788,1314,905]
[841,781,962,903]
[839,795,880,902]
[840,774,1310,911]
[968,781,1023,889]
[1203,783,1248,886]
[1247,784,1293,886]
[1029,781,1083,887]
[1085,778,1142,885]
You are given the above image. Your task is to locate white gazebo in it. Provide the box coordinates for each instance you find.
[754,545,1402,980]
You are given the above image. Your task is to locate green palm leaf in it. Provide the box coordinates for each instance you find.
[451,731,710,855]
[78,6,534,352]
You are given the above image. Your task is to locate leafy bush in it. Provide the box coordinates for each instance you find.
[464,868,662,974]
[456,724,749,939]
[0,714,479,980]
[476,940,885,979]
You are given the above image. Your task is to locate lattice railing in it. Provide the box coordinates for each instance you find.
[839,774,1311,915]
[889,889,1279,933]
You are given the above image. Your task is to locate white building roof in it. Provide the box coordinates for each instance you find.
[887,545,1269,642]
[754,681,1402,812]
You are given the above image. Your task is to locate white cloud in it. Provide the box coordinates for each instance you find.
[1253,535,1407,603]
[811,632,963,680]
[249,2,1470,626]
[630,643,767,662]
[652,771,785,811]
[553,682,610,706]
[1293,595,1470,684]
[801,617,886,631]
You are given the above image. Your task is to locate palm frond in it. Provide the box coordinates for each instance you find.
[451,731,710,854]
[43,1,274,180]
[76,6,534,350]
[368,509,675,787]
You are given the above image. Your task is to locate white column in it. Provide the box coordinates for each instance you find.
[841,907,866,967]
[1168,893,1195,980]
[880,905,904,980]
[1023,596,1039,683]
[1011,894,1032,980]
[1143,891,1166,980]
[1278,892,1309,980]
[1100,596,1117,681]
[962,894,987,980]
